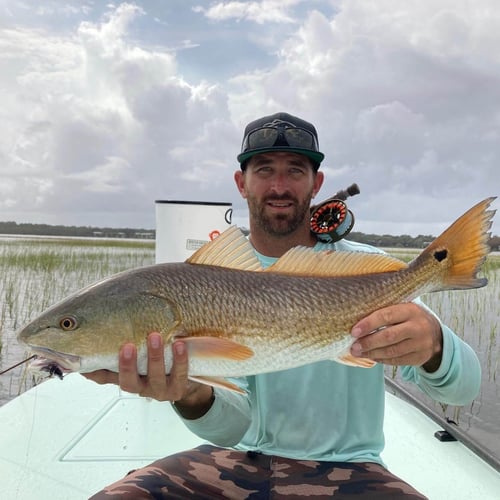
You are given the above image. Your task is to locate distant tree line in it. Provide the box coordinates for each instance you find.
[348,232,499,251]
[0,221,154,239]
[346,231,432,248]
[0,221,498,250]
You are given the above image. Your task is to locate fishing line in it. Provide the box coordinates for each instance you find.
[0,355,37,376]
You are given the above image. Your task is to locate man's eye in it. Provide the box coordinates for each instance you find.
[256,166,272,174]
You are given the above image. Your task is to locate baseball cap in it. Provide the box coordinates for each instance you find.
[237,112,325,170]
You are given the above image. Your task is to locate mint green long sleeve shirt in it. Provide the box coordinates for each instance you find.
[177,239,481,465]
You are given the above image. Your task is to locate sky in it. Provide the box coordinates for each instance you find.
[0,0,499,236]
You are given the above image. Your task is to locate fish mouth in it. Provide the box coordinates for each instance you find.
[27,347,81,379]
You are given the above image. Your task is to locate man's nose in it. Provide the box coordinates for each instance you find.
[269,173,290,194]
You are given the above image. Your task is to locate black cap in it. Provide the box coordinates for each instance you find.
[237,112,325,170]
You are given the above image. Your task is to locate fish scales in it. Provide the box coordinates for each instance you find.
[143,264,395,344]
[119,263,440,376]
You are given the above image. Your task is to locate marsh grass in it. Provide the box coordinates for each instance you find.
[384,249,500,460]
[385,250,499,371]
[0,236,155,403]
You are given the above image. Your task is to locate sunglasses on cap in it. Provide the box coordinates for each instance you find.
[241,121,319,152]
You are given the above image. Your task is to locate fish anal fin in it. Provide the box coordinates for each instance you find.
[180,336,254,361]
[267,247,407,278]
[189,375,246,394]
[337,353,376,368]
[186,226,262,271]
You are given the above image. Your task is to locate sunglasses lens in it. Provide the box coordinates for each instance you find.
[244,126,317,151]
[238,117,324,168]
[283,128,316,149]
[246,128,279,149]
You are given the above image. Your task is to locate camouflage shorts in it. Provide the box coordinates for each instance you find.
[89,444,427,499]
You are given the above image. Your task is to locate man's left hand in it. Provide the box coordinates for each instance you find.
[350,302,443,372]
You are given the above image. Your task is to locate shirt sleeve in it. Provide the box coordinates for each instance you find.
[400,302,481,405]
[173,380,252,447]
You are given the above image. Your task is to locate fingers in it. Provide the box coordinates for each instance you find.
[81,342,145,391]
[83,332,198,403]
[351,323,418,365]
[118,333,171,400]
[144,335,191,401]
[351,304,410,340]
[351,303,443,367]
[118,333,193,402]
[118,343,144,394]
[168,341,191,401]
[146,333,168,396]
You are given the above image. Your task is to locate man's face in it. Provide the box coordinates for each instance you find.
[235,152,323,237]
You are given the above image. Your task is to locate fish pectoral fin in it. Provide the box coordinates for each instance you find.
[188,375,246,394]
[181,336,254,361]
[336,352,377,368]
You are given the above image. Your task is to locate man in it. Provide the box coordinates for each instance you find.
[88,112,481,498]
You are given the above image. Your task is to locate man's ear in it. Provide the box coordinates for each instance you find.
[234,170,247,199]
[312,170,324,198]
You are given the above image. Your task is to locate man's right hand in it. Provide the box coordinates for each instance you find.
[83,332,215,419]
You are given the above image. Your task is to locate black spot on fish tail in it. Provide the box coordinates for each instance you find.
[434,249,448,262]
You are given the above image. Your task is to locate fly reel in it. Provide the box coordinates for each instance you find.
[310,183,360,243]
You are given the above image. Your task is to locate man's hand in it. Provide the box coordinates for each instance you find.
[350,303,443,372]
[83,333,214,418]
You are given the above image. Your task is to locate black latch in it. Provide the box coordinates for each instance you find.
[434,430,457,442]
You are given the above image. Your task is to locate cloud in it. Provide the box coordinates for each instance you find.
[193,0,301,25]
[226,2,500,234]
[0,3,239,226]
[63,156,133,193]
[0,0,498,235]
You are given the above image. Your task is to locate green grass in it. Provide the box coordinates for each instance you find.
[3,237,154,249]
[0,236,155,401]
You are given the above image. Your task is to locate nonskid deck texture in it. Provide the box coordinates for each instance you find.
[0,374,498,499]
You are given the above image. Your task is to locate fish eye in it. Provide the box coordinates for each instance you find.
[59,316,78,331]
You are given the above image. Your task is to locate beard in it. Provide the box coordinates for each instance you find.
[247,192,313,237]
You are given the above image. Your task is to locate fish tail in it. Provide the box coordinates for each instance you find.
[414,197,496,290]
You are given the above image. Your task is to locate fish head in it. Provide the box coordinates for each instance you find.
[16,271,181,375]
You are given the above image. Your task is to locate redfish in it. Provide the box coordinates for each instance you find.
[17,198,496,392]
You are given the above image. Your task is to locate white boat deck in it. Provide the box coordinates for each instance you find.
[1,374,498,499]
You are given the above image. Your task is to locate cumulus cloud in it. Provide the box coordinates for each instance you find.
[0,0,498,235]
[193,0,301,25]
[227,1,500,234]
[0,3,238,226]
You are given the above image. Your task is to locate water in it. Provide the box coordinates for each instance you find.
[0,238,498,467]
[0,235,155,404]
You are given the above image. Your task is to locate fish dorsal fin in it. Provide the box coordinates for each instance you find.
[186,226,263,271]
[266,247,408,277]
